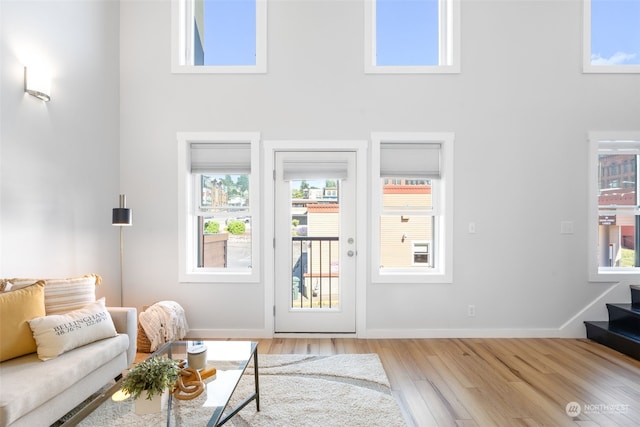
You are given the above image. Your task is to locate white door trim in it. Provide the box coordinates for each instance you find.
[262,140,368,337]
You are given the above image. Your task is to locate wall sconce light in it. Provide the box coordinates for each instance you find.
[402,233,408,242]
[24,66,51,102]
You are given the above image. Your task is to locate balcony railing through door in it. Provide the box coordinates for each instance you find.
[291,236,340,309]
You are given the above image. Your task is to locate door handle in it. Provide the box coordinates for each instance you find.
[347,250,355,257]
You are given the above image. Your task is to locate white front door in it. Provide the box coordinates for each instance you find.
[274,151,357,333]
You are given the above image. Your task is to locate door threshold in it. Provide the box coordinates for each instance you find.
[274,332,358,339]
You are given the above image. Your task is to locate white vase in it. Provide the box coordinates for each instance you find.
[134,389,169,415]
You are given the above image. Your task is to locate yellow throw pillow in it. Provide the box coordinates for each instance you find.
[0,282,46,362]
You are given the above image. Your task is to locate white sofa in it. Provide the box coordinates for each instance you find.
[0,306,137,427]
[0,274,137,427]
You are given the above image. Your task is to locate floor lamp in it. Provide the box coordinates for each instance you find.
[112,194,132,306]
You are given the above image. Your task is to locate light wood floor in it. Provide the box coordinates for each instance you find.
[139,338,640,426]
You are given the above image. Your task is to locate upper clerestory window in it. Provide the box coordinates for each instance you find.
[364,0,460,74]
[172,0,267,73]
[583,0,640,73]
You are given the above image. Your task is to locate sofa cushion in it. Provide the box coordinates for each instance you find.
[0,333,129,427]
[28,298,117,361]
[0,282,46,362]
[0,274,100,314]
[42,274,100,315]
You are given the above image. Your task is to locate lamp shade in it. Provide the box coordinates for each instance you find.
[112,208,132,225]
[112,194,132,226]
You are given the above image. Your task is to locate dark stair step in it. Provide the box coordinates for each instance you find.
[584,320,640,361]
[632,285,640,308]
[607,303,640,331]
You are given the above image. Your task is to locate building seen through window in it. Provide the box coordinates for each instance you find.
[380,178,434,269]
[598,153,639,268]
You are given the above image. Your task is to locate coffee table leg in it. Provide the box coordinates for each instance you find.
[215,346,260,426]
[253,349,260,411]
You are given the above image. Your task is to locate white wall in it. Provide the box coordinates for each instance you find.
[118,0,640,338]
[0,1,122,304]
[3,0,637,338]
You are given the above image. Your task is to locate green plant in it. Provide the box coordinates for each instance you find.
[226,220,246,235]
[121,356,180,400]
[204,221,220,234]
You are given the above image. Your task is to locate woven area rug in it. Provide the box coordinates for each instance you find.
[76,354,406,426]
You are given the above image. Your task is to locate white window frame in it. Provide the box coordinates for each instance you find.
[371,132,453,283]
[588,131,640,281]
[171,0,267,74]
[583,0,640,73]
[364,0,461,74]
[177,132,261,283]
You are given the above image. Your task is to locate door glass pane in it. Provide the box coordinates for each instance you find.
[290,179,340,309]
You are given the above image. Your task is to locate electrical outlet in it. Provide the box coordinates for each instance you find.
[560,221,574,234]
[468,305,476,317]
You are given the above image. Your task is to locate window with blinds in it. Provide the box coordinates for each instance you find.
[178,133,260,283]
[371,132,453,283]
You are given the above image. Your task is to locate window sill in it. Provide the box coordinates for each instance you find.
[373,271,452,284]
[365,64,460,74]
[589,269,640,282]
[179,270,259,284]
[583,64,640,74]
[171,64,267,74]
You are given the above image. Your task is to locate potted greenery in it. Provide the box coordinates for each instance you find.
[121,356,180,414]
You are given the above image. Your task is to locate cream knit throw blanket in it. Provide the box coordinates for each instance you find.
[139,301,189,352]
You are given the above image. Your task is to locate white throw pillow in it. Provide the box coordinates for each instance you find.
[28,298,117,361]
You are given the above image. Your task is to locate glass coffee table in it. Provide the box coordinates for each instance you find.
[66,340,259,427]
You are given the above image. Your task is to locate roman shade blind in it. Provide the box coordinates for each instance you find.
[380,142,441,178]
[599,140,640,154]
[190,142,251,173]
[282,160,349,181]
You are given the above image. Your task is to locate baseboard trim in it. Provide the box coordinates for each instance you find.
[185,327,575,339]
[362,328,565,339]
